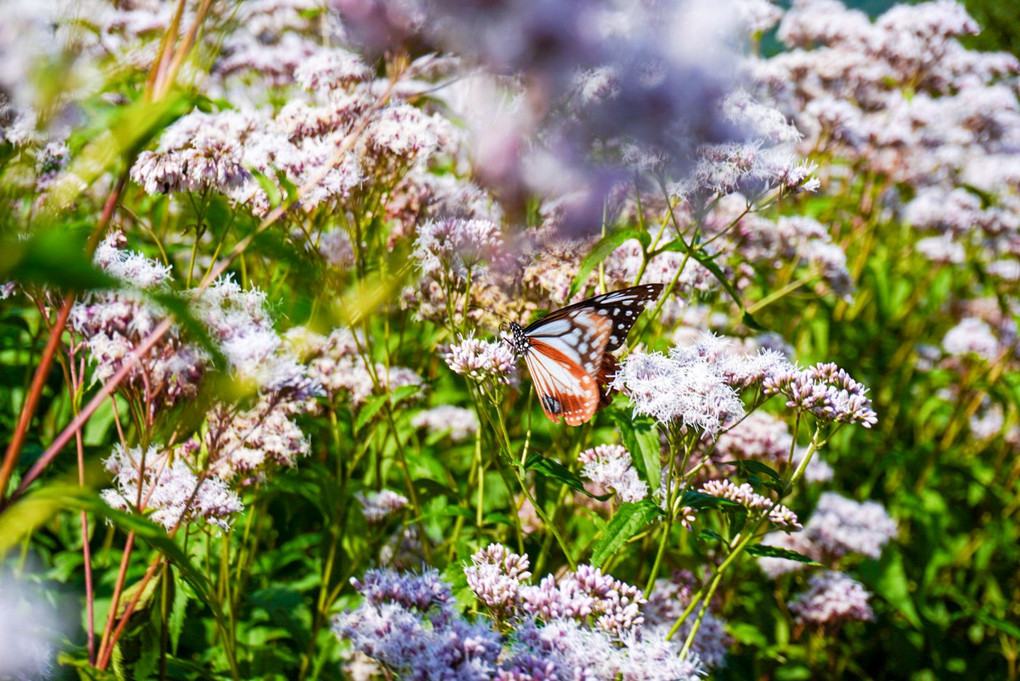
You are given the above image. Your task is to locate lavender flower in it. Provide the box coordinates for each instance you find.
[101,444,243,532]
[442,336,517,385]
[465,544,532,620]
[357,490,409,523]
[338,0,753,234]
[942,317,1003,360]
[757,492,897,576]
[335,569,502,678]
[763,362,878,428]
[700,479,801,530]
[789,571,874,628]
[510,617,705,681]
[410,405,479,442]
[578,444,649,503]
[611,335,753,433]
[520,564,646,637]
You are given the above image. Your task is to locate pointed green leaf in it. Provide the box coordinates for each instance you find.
[590,499,662,567]
[525,452,612,500]
[746,544,822,565]
[568,227,649,299]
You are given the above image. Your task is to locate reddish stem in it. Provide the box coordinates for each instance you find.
[0,297,74,501]
[97,556,163,670]
[95,530,136,666]
[11,318,175,500]
[0,174,125,503]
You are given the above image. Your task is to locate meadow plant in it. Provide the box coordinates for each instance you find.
[0,0,1018,678]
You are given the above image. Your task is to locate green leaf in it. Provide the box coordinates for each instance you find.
[723,459,789,494]
[525,452,611,500]
[0,226,118,292]
[745,543,822,565]
[605,407,661,493]
[568,227,649,299]
[698,528,726,544]
[355,394,388,431]
[168,569,193,655]
[680,490,743,511]
[970,610,1020,641]
[0,485,226,644]
[590,499,662,567]
[390,383,423,404]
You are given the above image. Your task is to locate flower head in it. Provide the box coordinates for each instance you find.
[789,570,874,628]
[442,336,517,385]
[578,444,649,503]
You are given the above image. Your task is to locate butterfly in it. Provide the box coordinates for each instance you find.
[503,284,664,426]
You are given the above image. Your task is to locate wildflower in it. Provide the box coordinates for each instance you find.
[365,104,442,163]
[763,362,878,428]
[442,336,516,385]
[318,229,356,269]
[413,217,510,278]
[357,490,409,523]
[716,411,794,462]
[789,571,874,628]
[335,569,502,678]
[520,564,646,637]
[700,479,801,530]
[101,444,243,532]
[204,397,312,481]
[805,492,898,559]
[293,47,372,93]
[942,318,1002,360]
[69,234,204,411]
[644,576,732,669]
[410,405,479,442]
[757,492,897,576]
[578,444,649,503]
[304,327,422,405]
[465,544,532,619]
[512,617,706,681]
[611,335,755,433]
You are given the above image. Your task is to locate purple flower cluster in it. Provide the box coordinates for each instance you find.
[335,569,502,679]
[356,490,409,524]
[758,492,898,578]
[101,444,244,532]
[763,362,878,428]
[338,562,712,680]
[464,544,533,621]
[700,479,801,530]
[442,336,517,386]
[789,571,875,628]
[578,444,649,504]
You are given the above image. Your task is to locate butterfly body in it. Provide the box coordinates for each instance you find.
[506,284,663,426]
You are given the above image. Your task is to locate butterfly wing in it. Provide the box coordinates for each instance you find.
[521,284,663,425]
[524,307,613,425]
[528,284,663,352]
